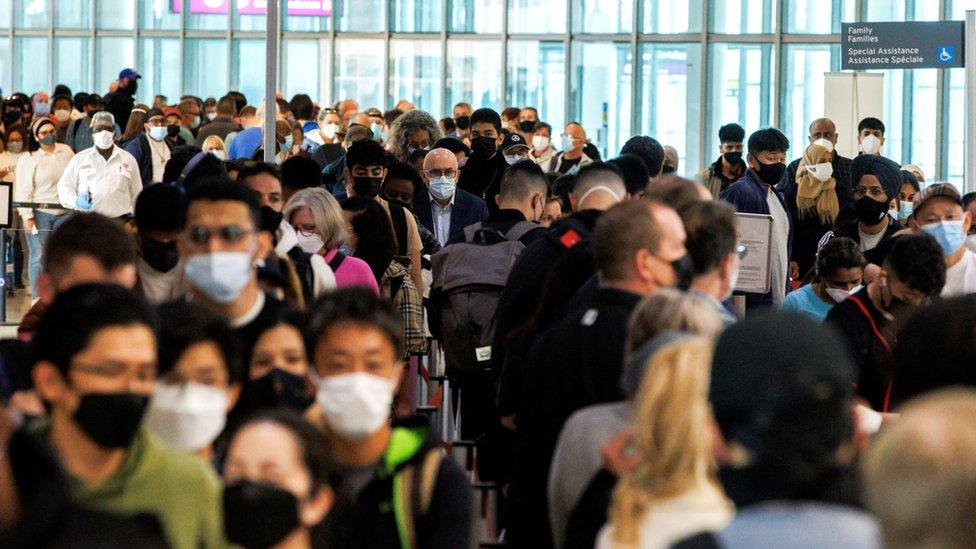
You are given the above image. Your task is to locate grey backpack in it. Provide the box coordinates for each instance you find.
[430,221,538,372]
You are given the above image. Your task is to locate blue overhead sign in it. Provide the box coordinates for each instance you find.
[841,21,966,70]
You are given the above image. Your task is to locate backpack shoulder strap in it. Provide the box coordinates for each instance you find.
[394,448,443,549]
[389,203,409,256]
[504,221,539,242]
[462,222,483,242]
[327,251,346,272]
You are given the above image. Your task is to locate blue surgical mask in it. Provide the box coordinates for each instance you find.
[184,251,253,303]
[282,135,294,152]
[339,244,356,256]
[370,122,386,142]
[560,134,574,151]
[921,219,966,256]
[898,202,913,220]
[428,176,456,201]
[148,126,167,141]
[34,102,50,116]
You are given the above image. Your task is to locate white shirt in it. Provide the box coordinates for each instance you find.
[767,190,790,304]
[942,248,976,297]
[430,192,456,246]
[146,134,171,184]
[57,145,142,218]
[14,144,73,219]
[137,257,188,305]
[858,222,886,252]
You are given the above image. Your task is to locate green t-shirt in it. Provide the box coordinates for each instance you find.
[39,422,227,549]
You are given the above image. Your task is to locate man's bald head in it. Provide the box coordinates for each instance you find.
[809,118,838,144]
[422,148,460,184]
[863,388,976,549]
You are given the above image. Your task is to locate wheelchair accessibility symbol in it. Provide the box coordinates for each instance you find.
[938,46,955,64]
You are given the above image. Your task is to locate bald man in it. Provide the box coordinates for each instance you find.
[413,147,488,246]
[779,117,855,277]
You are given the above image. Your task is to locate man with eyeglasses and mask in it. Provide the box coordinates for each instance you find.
[827,234,945,412]
[720,128,792,309]
[178,180,286,368]
[826,154,905,276]
[57,111,141,219]
[29,284,224,549]
[413,147,488,247]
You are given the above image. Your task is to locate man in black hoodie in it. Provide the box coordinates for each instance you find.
[457,108,508,214]
[308,289,471,549]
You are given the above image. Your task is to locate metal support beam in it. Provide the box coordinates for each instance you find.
[263,0,279,163]
[966,10,975,192]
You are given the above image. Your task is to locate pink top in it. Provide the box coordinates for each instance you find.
[322,249,379,295]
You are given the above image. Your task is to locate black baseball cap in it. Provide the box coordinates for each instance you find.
[501,132,530,153]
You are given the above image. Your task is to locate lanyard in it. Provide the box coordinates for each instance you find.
[847,295,893,413]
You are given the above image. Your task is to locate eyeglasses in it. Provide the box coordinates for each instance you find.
[853,186,886,199]
[187,225,253,245]
[426,168,457,179]
[294,224,317,237]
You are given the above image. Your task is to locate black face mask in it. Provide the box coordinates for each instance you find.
[455,115,470,130]
[470,136,497,159]
[247,368,314,413]
[670,254,696,291]
[141,237,179,273]
[753,159,786,186]
[352,176,383,199]
[223,481,300,549]
[124,80,138,96]
[723,151,743,165]
[166,124,180,138]
[386,198,412,211]
[73,392,150,449]
[3,111,22,127]
[853,196,889,226]
[517,120,536,133]
[887,295,911,317]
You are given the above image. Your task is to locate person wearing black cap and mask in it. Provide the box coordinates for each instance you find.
[826,153,904,274]
[452,101,473,141]
[720,128,792,309]
[674,312,881,548]
[105,68,141,131]
[826,234,946,412]
[134,184,187,304]
[699,123,746,198]
[508,199,693,548]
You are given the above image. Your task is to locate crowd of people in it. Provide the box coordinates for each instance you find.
[0,66,975,549]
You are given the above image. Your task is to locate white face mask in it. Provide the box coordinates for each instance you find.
[296,232,324,254]
[805,162,834,182]
[210,149,226,161]
[321,122,339,140]
[54,109,71,123]
[93,130,114,150]
[812,138,834,153]
[144,381,229,452]
[316,372,396,441]
[861,135,882,155]
[532,135,550,152]
[825,284,862,304]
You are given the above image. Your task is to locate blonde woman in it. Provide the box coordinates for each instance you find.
[548,289,724,547]
[597,336,733,549]
[201,135,227,160]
